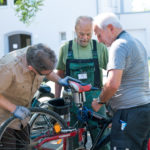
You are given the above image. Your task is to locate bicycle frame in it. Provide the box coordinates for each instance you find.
[30,81,111,150]
[62,81,111,150]
[32,128,85,149]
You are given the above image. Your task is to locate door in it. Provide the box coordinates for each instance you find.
[8,34,31,52]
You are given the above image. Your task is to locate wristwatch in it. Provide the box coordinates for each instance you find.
[96,97,106,104]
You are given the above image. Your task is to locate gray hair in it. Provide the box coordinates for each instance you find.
[75,16,93,28]
[26,43,57,72]
[94,12,122,29]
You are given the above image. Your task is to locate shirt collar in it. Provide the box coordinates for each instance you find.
[116,30,126,40]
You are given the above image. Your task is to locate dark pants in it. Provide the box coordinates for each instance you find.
[111,103,150,150]
[0,125,30,150]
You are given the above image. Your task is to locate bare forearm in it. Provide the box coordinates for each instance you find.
[92,70,122,112]
[55,70,65,98]
[100,82,117,103]
[46,71,61,83]
[0,94,16,113]
[100,70,122,103]
[55,84,62,98]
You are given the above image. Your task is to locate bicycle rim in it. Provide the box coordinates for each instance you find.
[0,107,70,150]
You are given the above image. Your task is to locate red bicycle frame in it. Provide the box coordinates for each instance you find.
[33,128,86,150]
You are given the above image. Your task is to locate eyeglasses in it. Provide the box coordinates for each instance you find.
[34,67,52,76]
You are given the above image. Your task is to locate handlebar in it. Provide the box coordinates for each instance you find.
[69,81,99,93]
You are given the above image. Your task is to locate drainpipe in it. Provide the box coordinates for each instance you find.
[120,0,124,13]
[96,0,99,14]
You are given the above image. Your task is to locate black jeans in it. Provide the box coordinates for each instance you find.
[110,103,150,150]
[0,124,30,150]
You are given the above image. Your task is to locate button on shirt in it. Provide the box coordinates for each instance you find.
[0,47,44,129]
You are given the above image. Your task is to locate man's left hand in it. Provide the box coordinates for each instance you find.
[58,76,81,87]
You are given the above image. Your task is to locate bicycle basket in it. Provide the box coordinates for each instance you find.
[47,98,70,115]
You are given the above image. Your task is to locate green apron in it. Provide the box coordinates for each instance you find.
[66,40,110,150]
[66,40,100,88]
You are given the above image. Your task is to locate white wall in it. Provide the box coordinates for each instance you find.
[0,0,98,58]
[119,13,150,56]
[123,0,132,12]
[0,0,150,58]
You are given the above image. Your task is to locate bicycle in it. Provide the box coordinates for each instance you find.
[0,81,111,150]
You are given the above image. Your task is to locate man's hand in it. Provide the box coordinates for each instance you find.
[92,99,103,112]
[12,106,30,120]
[58,76,81,87]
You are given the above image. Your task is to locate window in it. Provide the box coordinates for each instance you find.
[60,32,66,41]
[0,0,7,6]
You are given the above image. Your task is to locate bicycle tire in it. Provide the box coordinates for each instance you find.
[0,107,71,150]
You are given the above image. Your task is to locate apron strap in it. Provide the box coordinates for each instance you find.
[92,40,101,87]
[67,40,74,59]
[92,40,98,59]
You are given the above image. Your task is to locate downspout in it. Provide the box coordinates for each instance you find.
[96,0,99,14]
[120,0,124,13]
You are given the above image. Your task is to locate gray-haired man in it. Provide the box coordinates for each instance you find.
[92,12,150,150]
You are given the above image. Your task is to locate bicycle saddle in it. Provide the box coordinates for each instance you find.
[69,81,96,92]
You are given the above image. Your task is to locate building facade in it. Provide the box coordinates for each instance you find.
[0,0,150,57]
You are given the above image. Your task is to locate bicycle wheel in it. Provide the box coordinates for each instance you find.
[0,107,71,150]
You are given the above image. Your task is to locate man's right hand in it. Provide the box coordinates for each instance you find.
[12,106,30,120]
[92,99,103,112]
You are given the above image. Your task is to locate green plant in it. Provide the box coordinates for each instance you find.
[0,0,6,5]
[0,0,3,4]
[15,0,44,24]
